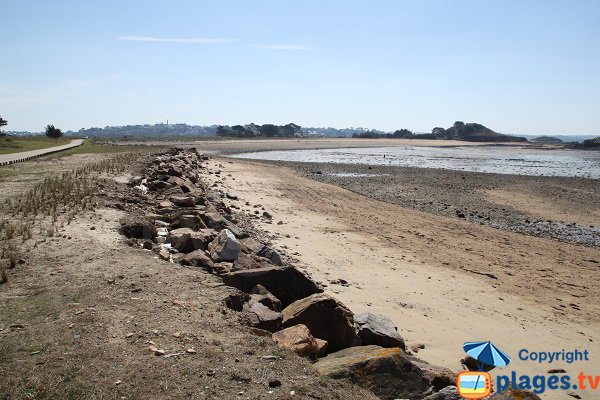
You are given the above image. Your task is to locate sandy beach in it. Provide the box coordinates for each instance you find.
[195,143,599,399]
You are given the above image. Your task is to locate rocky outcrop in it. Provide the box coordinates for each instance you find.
[433,121,527,142]
[282,293,359,352]
[272,324,327,358]
[354,312,405,350]
[313,345,431,400]
[221,266,322,308]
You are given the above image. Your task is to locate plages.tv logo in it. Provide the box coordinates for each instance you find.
[457,341,511,399]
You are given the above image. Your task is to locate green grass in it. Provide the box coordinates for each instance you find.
[0,137,71,155]
[44,139,168,158]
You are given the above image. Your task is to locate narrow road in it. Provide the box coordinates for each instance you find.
[0,139,84,165]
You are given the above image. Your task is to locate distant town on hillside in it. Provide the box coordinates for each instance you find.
[3,121,598,144]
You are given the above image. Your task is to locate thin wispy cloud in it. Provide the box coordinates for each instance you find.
[250,44,315,50]
[117,35,238,44]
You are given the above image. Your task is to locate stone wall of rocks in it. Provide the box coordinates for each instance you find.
[117,148,536,400]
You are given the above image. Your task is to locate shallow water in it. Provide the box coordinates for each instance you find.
[231,146,600,178]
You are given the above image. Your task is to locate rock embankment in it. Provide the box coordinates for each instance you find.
[117,148,534,399]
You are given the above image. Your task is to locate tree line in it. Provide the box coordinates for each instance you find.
[352,128,435,139]
[216,123,302,138]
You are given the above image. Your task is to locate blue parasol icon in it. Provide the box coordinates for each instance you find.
[463,341,511,370]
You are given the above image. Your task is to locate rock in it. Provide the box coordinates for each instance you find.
[488,389,542,399]
[239,237,262,254]
[255,245,284,266]
[202,212,229,231]
[167,176,187,187]
[250,284,282,312]
[166,228,211,253]
[282,293,359,352]
[150,180,173,191]
[409,357,456,392]
[119,215,157,239]
[232,253,273,271]
[461,355,495,372]
[354,312,405,350]
[271,324,325,358]
[225,291,251,312]
[208,229,242,262]
[171,214,207,230]
[242,300,282,332]
[410,343,426,353]
[167,166,183,177]
[178,250,215,270]
[315,338,328,357]
[268,379,281,388]
[313,345,430,400]
[221,266,322,308]
[169,195,196,207]
[247,327,272,337]
[423,386,461,400]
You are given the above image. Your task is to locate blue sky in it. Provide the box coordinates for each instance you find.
[1,1,599,134]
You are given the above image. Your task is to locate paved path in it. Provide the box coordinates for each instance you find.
[0,139,84,166]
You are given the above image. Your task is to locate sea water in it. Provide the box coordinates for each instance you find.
[230,146,600,178]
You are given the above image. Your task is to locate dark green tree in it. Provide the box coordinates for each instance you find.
[259,124,279,137]
[216,125,231,136]
[392,129,413,138]
[431,127,447,138]
[45,124,63,140]
[0,116,6,137]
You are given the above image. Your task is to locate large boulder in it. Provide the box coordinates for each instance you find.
[282,293,359,352]
[119,215,157,240]
[208,229,241,262]
[423,386,461,400]
[221,266,322,308]
[272,324,326,358]
[313,345,430,400]
[355,312,405,350]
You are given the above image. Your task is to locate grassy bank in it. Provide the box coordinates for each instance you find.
[43,139,168,158]
[0,137,70,155]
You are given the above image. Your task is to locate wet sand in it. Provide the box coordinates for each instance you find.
[282,161,600,247]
